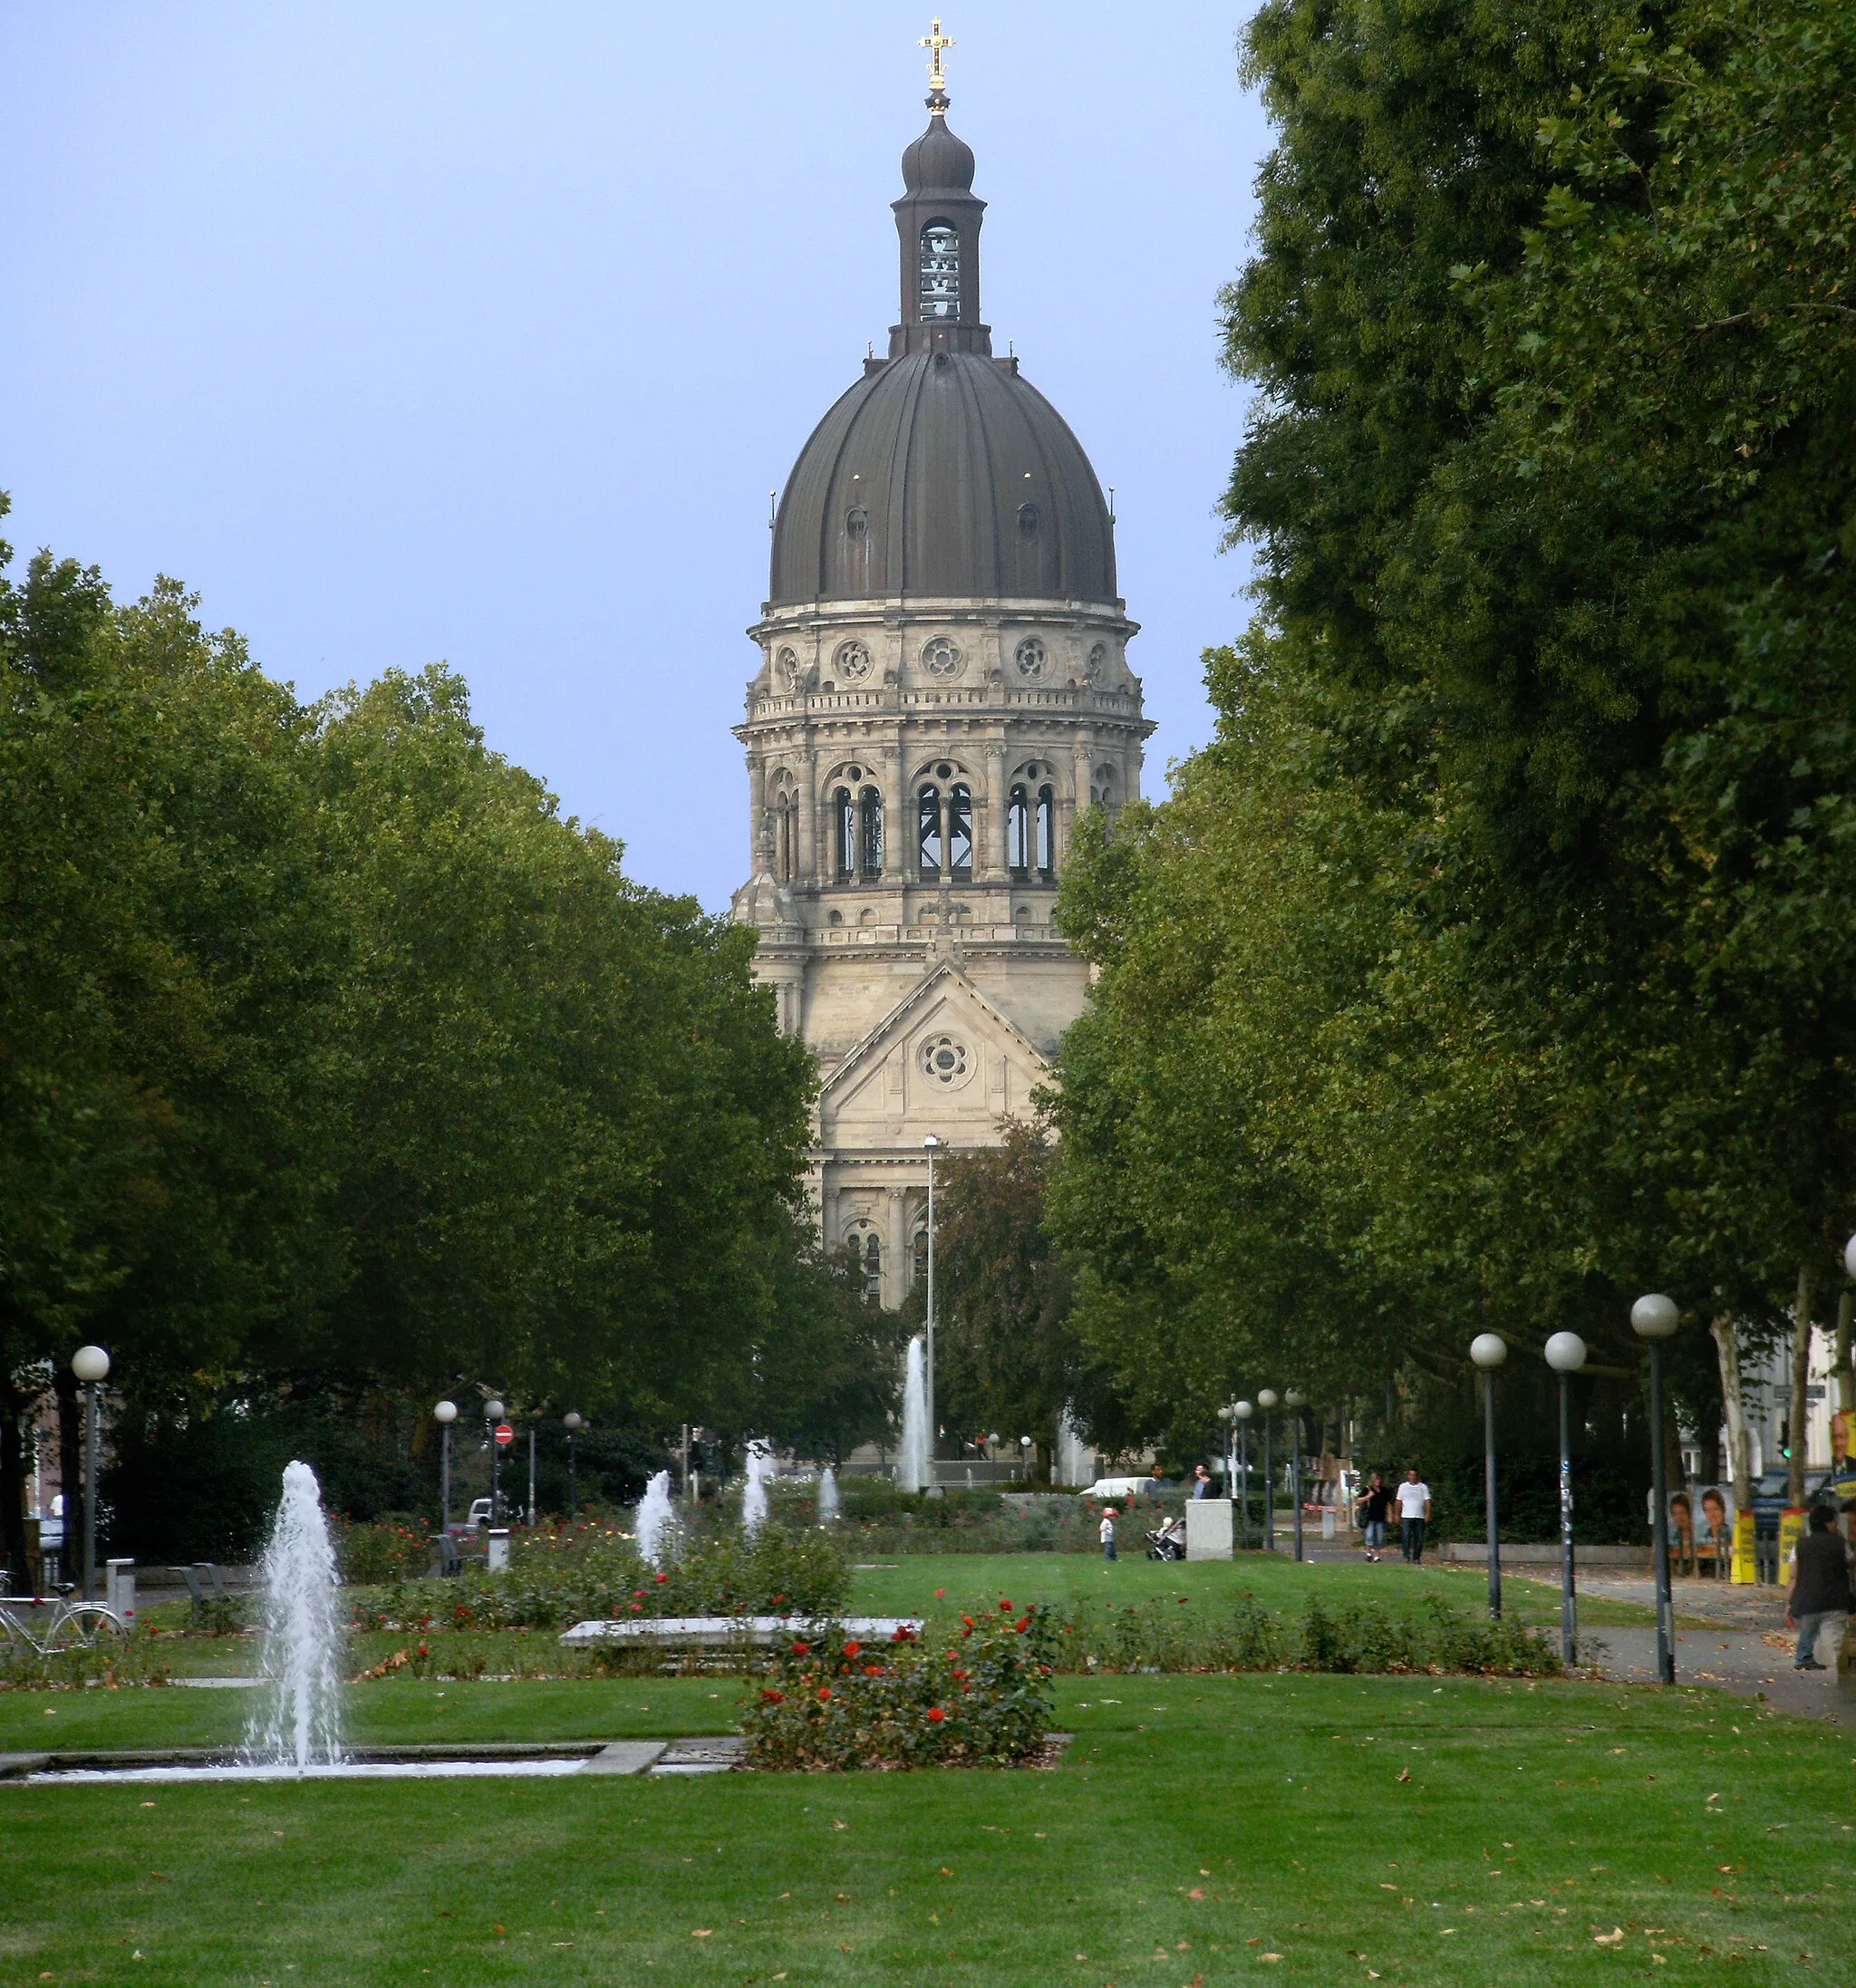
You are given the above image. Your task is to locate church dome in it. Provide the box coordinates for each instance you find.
[769,352,1117,607]
[767,96,1117,610]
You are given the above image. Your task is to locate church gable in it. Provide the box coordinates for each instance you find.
[819,964,1046,1140]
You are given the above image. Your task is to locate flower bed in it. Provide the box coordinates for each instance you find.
[740,1602,1057,1771]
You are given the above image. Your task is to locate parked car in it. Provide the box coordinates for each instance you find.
[1746,1466,1844,1538]
[461,1496,508,1530]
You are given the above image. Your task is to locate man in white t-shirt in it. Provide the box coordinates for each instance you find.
[1395,1470,1432,1563]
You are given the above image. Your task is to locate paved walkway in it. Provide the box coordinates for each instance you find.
[1579,1624,1856,1726]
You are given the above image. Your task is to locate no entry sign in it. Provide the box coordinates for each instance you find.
[494,1423,515,1447]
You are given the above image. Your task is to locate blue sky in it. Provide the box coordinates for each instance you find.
[0,4,1268,910]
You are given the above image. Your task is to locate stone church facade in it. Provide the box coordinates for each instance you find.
[730,69,1150,1307]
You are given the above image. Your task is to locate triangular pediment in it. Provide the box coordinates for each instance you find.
[817,961,1049,1139]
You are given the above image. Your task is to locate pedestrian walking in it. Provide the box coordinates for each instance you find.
[1358,1471,1392,1562]
[1395,1469,1431,1563]
[1100,1506,1118,1561]
[1785,1504,1852,1672]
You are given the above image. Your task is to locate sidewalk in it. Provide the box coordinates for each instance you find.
[1579,1624,1856,1726]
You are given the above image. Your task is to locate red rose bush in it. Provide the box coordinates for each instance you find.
[740,1607,1056,1771]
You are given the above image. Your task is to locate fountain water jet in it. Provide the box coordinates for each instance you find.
[246,1462,345,1770]
[897,1337,930,1492]
[817,1465,839,1524]
[741,1440,773,1532]
[633,1469,676,1568]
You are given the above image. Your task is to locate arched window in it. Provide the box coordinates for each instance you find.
[833,786,855,881]
[919,222,960,320]
[1036,784,1056,881]
[864,1233,882,1300]
[948,784,973,881]
[911,1225,929,1288]
[917,784,942,879]
[1007,785,1030,879]
[858,787,884,880]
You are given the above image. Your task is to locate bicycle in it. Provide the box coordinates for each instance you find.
[0,1588,126,1655]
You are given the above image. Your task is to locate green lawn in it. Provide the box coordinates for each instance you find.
[1,1672,1846,1986]
[845,1549,1658,1628]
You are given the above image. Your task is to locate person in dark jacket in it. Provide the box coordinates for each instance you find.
[1785,1504,1852,1672]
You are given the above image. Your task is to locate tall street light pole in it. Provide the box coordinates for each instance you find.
[1470,1334,1507,1620]
[1632,1294,1681,1684]
[434,1400,458,1533]
[923,1134,941,1494]
[1257,1390,1279,1551]
[565,1412,584,1520]
[1285,1390,1307,1562]
[485,1397,507,1525]
[71,1346,111,1602]
[1543,1333,1587,1665]
[1233,1401,1253,1549]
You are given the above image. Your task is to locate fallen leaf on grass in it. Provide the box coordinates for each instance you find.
[1396,1769,1412,1783]
[691,1929,711,1938]
[1594,1927,1625,1946]
[1260,1954,1282,1964]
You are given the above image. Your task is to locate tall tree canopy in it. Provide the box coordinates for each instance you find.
[0,513,846,1570]
[1050,0,1856,1455]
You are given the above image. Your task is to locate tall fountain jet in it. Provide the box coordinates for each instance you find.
[898,1337,930,1493]
[741,1440,773,1533]
[246,1462,345,1771]
[817,1465,839,1524]
[633,1469,676,1568]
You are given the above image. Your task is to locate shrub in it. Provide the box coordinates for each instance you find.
[740,1606,1056,1771]
[333,1516,434,1586]
[348,1518,849,1632]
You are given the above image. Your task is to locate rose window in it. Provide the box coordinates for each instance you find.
[1015,637,1049,680]
[919,1034,970,1086]
[837,641,872,680]
[921,637,963,680]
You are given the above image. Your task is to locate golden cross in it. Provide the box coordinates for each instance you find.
[920,17,954,92]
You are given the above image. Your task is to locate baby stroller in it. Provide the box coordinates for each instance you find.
[1145,1514,1187,1561]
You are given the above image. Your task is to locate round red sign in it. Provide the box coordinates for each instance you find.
[494,1423,515,1447]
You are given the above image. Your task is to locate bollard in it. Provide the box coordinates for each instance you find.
[487,1528,511,1573]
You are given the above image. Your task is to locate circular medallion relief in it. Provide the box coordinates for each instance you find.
[919,1033,972,1088]
[837,641,872,680]
[1014,636,1049,680]
[921,636,963,680]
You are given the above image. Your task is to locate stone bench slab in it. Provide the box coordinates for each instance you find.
[558,1615,922,1648]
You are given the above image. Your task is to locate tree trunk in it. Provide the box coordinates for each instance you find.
[0,1375,30,1589]
[1789,1261,1818,1506]
[1834,1288,1854,1418]
[1711,1315,1754,1520]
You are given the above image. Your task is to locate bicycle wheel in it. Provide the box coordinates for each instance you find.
[47,1603,125,1651]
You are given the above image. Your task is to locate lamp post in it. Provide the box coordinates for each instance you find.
[1285,1390,1307,1562]
[1469,1335,1507,1620]
[1543,1333,1587,1665]
[71,1346,110,1602]
[1632,1294,1680,1684]
[485,1397,506,1526]
[923,1134,941,1491]
[1019,1434,1032,1482]
[434,1400,458,1533]
[1257,1390,1279,1550]
[565,1412,584,1520]
[1233,1402,1253,1548]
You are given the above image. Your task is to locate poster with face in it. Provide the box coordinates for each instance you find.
[1698,1485,1732,1545]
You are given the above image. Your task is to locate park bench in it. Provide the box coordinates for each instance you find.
[430,1533,464,1578]
[170,1563,228,1607]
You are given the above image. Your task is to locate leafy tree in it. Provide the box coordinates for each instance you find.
[1051,0,1856,1486]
